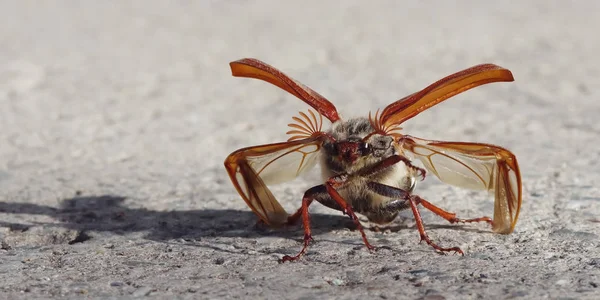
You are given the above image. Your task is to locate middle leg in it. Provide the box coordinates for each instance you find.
[366,182,463,255]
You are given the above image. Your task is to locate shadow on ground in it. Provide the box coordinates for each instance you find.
[0,195,365,242]
[0,195,491,249]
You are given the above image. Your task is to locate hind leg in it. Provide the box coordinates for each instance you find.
[418,199,492,226]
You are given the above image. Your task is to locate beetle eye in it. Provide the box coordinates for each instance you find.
[360,143,371,155]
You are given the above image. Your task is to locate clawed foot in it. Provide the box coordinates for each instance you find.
[449,216,493,226]
[419,235,464,256]
[366,244,378,252]
[412,165,426,181]
[279,234,313,263]
[397,156,426,181]
[280,232,380,263]
[434,246,464,256]
[280,254,302,263]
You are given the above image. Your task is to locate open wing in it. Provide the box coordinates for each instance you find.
[374,64,514,132]
[230,58,341,123]
[224,135,324,225]
[398,136,522,234]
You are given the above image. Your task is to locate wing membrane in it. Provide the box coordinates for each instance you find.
[379,64,514,129]
[399,136,522,234]
[230,58,341,122]
[224,135,324,225]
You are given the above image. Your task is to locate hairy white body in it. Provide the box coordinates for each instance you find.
[319,117,419,224]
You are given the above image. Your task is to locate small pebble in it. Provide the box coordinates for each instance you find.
[555,279,568,286]
[330,279,345,286]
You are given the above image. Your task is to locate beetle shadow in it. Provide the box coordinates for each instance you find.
[0,194,491,248]
[372,223,491,234]
[0,195,358,242]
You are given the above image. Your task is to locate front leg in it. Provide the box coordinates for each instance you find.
[358,154,426,181]
[281,178,375,263]
[366,182,463,255]
[325,175,375,252]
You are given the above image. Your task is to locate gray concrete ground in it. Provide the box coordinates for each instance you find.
[1,1,599,299]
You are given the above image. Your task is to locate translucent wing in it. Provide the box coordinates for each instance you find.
[373,64,514,133]
[224,135,324,225]
[230,58,341,122]
[398,136,522,234]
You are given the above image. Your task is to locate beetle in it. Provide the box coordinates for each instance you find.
[224,58,521,262]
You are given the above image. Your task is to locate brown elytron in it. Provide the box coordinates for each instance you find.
[224,58,522,262]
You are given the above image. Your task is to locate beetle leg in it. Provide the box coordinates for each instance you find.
[283,154,422,261]
[288,173,377,255]
[418,198,493,225]
[395,155,426,181]
[366,182,463,255]
[366,181,491,226]
[284,177,378,262]
[325,174,376,252]
[407,194,464,255]
[280,185,328,262]
[357,154,425,181]
[286,187,342,226]
[285,207,303,226]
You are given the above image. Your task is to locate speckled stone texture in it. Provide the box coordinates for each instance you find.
[0,1,599,299]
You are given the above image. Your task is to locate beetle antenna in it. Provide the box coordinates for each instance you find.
[286,109,324,141]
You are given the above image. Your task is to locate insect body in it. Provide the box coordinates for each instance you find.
[224,58,522,262]
[320,117,419,225]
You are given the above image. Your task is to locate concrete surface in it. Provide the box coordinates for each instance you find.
[1,1,599,299]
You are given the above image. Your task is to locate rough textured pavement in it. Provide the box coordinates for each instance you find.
[1,1,599,299]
